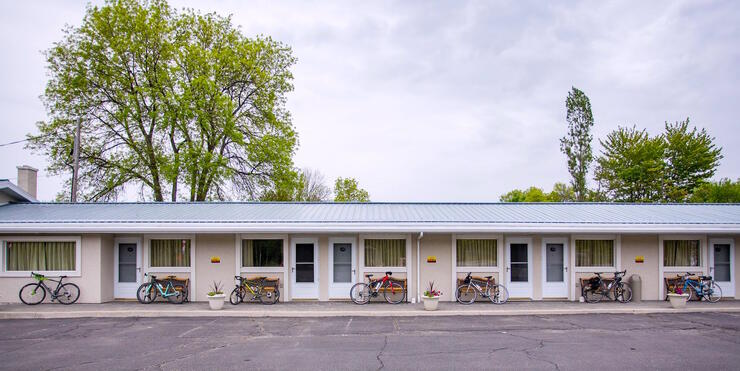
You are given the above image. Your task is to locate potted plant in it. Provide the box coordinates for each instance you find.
[667,284,689,309]
[422,281,442,311]
[206,281,226,310]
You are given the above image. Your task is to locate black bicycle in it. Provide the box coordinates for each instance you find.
[19,272,80,305]
[583,270,632,303]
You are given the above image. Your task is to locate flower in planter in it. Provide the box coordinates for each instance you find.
[423,281,442,298]
[207,281,224,296]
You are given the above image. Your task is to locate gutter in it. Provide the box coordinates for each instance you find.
[0,222,738,234]
[417,232,423,303]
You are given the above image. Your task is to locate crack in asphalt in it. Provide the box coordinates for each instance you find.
[376,335,388,370]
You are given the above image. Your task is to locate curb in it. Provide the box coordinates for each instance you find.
[2,307,740,319]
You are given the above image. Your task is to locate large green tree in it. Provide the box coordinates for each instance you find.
[663,118,723,202]
[260,168,331,202]
[560,87,595,201]
[28,0,297,201]
[594,126,666,202]
[499,182,576,202]
[334,177,370,202]
[689,178,740,203]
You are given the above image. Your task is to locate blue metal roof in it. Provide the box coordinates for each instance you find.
[0,202,738,225]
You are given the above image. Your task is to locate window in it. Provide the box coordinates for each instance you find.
[150,239,191,267]
[664,240,700,267]
[575,240,614,267]
[364,239,406,267]
[5,241,76,271]
[242,240,283,267]
[456,239,497,266]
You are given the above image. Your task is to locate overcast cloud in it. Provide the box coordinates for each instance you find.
[1,1,739,201]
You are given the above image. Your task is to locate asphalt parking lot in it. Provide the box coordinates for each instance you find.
[1,312,739,370]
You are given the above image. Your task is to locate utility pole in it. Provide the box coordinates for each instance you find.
[71,118,81,202]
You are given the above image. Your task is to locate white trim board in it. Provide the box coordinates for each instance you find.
[0,235,82,277]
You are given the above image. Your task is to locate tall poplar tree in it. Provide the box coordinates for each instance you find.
[560,87,595,201]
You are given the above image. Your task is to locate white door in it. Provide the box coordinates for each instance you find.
[291,238,319,299]
[709,239,734,297]
[329,237,356,298]
[506,238,533,298]
[114,238,141,298]
[542,238,568,298]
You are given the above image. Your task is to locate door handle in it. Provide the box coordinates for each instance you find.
[292,267,295,272]
[506,267,510,272]
[564,267,568,272]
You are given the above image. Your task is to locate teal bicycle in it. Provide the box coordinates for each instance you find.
[136,273,185,304]
[679,272,722,302]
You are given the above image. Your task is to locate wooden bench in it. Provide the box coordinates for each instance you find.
[579,276,614,298]
[374,277,408,302]
[244,276,280,293]
[664,275,699,301]
[164,275,190,302]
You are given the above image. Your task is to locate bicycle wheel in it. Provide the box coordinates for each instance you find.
[707,282,722,303]
[137,283,157,304]
[584,286,603,303]
[384,281,405,304]
[230,286,245,305]
[258,287,280,305]
[614,283,632,303]
[19,283,46,305]
[167,284,186,304]
[350,283,371,304]
[455,284,477,304]
[684,285,696,301]
[56,283,80,305]
[487,284,509,304]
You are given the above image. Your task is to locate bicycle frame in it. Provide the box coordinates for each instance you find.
[682,274,713,297]
[145,276,178,298]
[31,275,64,298]
[235,277,264,300]
[367,273,397,296]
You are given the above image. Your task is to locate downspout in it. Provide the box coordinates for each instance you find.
[417,232,424,303]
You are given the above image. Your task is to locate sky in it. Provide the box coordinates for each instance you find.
[1,1,739,202]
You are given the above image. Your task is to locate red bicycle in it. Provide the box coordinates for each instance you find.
[350,271,405,304]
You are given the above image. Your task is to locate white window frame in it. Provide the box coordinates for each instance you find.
[359,234,411,272]
[451,234,503,299]
[571,234,621,272]
[144,234,195,273]
[658,234,707,299]
[236,234,289,274]
[0,236,82,277]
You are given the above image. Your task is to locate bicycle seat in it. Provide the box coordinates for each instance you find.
[484,275,493,279]
[365,274,374,278]
[385,271,392,276]
[701,276,712,280]
[59,275,67,278]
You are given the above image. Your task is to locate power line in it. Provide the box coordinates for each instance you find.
[0,133,53,148]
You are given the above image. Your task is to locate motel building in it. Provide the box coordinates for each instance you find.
[0,168,739,305]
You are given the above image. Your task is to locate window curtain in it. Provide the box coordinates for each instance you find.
[150,239,190,267]
[575,240,614,267]
[664,240,700,266]
[365,239,406,267]
[5,241,75,271]
[456,239,497,266]
[242,240,283,267]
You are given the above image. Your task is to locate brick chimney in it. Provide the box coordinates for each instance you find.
[16,165,37,199]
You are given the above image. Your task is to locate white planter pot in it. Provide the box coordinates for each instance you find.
[667,293,689,309]
[422,296,440,311]
[207,294,226,310]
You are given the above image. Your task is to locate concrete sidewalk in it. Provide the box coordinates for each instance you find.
[2,300,740,319]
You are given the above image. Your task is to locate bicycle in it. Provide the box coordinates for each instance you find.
[19,272,80,305]
[678,272,722,302]
[455,272,509,304]
[229,276,280,305]
[583,270,632,303]
[136,273,185,304]
[350,271,405,304]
